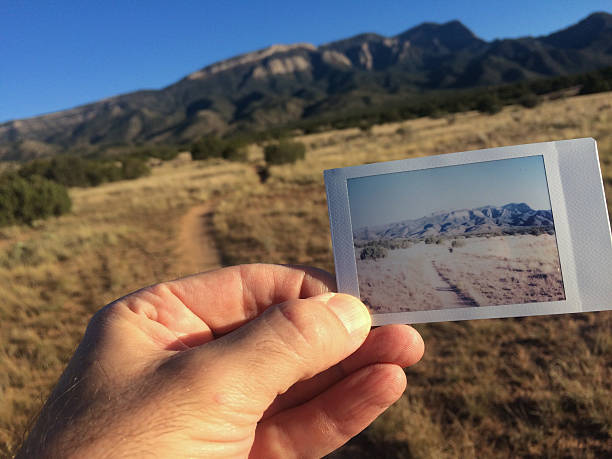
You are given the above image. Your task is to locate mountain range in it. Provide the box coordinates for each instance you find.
[2,11,612,160]
[353,203,554,241]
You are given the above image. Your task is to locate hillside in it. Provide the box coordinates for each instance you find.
[1,12,612,160]
[354,203,554,240]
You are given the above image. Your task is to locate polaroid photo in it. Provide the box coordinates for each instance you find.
[325,138,612,325]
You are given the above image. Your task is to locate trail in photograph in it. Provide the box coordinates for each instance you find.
[354,203,565,312]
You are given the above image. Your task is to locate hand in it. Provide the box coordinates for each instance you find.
[18,264,424,458]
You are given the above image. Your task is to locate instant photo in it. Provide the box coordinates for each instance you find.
[325,138,612,325]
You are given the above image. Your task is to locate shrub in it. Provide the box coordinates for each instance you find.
[191,136,225,160]
[264,141,306,165]
[399,239,412,249]
[191,136,249,162]
[18,155,149,187]
[519,93,540,108]
[0,174,71,226]
[360,246,388,261]
[451,239,465,248]
[224,148,248,162]
[221,138,248,162]
[20,156,89,187]
[388,239,413,250]
[144,147,179,161]
[121,157,151,180]
[579,74,611,95]
[476,95,502,115]
[126,146,179,162]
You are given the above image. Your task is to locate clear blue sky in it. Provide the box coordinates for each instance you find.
[348,156,552,230]
[1,1,610,122]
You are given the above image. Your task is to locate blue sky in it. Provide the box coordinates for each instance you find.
[347,156,552,230]
[1,1,610,122]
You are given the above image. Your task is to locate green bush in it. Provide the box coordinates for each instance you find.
[191,136,248,162]
[360,246,388,261]
[0,174,71,226]
[386,238,412,250]
[579,74,612,95]
[121,157,151,180]
[519,93,540,108]
[191,136,226,160]
[19,156,89,187]
[18,155,149,187]
[476,95,502,115]
[224,148,248,162]
[221,138,248,162]
[142,147,179,161]
[264,141,306,165]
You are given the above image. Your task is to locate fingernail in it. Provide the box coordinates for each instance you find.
[316,292,371,335]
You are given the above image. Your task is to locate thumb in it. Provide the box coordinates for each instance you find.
[204,292,371,410]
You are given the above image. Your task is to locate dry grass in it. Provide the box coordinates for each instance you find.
[357,247,445,312]
[215,92,612,458]
[1,91,611,457]
[437,234,564,307]
[355,234,565,312]
[0,159,253,455]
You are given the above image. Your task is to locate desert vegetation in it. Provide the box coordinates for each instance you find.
[18,154,151,188]
[0,174,71,226]
[191,135,249,162]
[1,91,611,457]
[360,245,388,261]
[263,140,306,165]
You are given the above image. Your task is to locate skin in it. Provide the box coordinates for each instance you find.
[17,264,424,458]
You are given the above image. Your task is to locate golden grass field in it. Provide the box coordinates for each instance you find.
[1,92,612,457]
[357,234,565,312]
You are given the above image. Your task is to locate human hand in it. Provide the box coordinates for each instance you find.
[18,264,424,458]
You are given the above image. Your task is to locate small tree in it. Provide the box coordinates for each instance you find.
[264,141,306,165]
[476,94,502,115]
[360,246,388,261]
[221,138,248,162]
[191,135,225,160]
[120,157,151,180]
[519,93,540,109]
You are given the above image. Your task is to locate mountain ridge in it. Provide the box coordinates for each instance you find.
[354,202,555,241]
[2,11,612,160]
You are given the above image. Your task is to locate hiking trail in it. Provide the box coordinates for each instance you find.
[177,203,222,275]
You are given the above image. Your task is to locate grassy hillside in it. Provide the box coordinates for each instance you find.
[1,92,611,457]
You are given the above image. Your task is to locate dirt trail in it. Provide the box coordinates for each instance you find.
[417,256,471,308]
[430,259,478,308]
[176,203,222,275]
[420,259,464,308]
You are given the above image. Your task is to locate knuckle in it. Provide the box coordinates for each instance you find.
[275,300,327,351]
[252,300,332,372]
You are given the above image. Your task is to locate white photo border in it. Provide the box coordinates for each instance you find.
[325,138,612,325]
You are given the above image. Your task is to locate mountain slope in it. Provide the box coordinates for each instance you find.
[2,12,612,160]
[354,203,555,241]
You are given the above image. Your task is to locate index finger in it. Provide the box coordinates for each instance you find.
[129,264,336,337]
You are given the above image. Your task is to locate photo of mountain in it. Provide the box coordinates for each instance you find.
[348,155,565,312]
[354,202,555,241]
